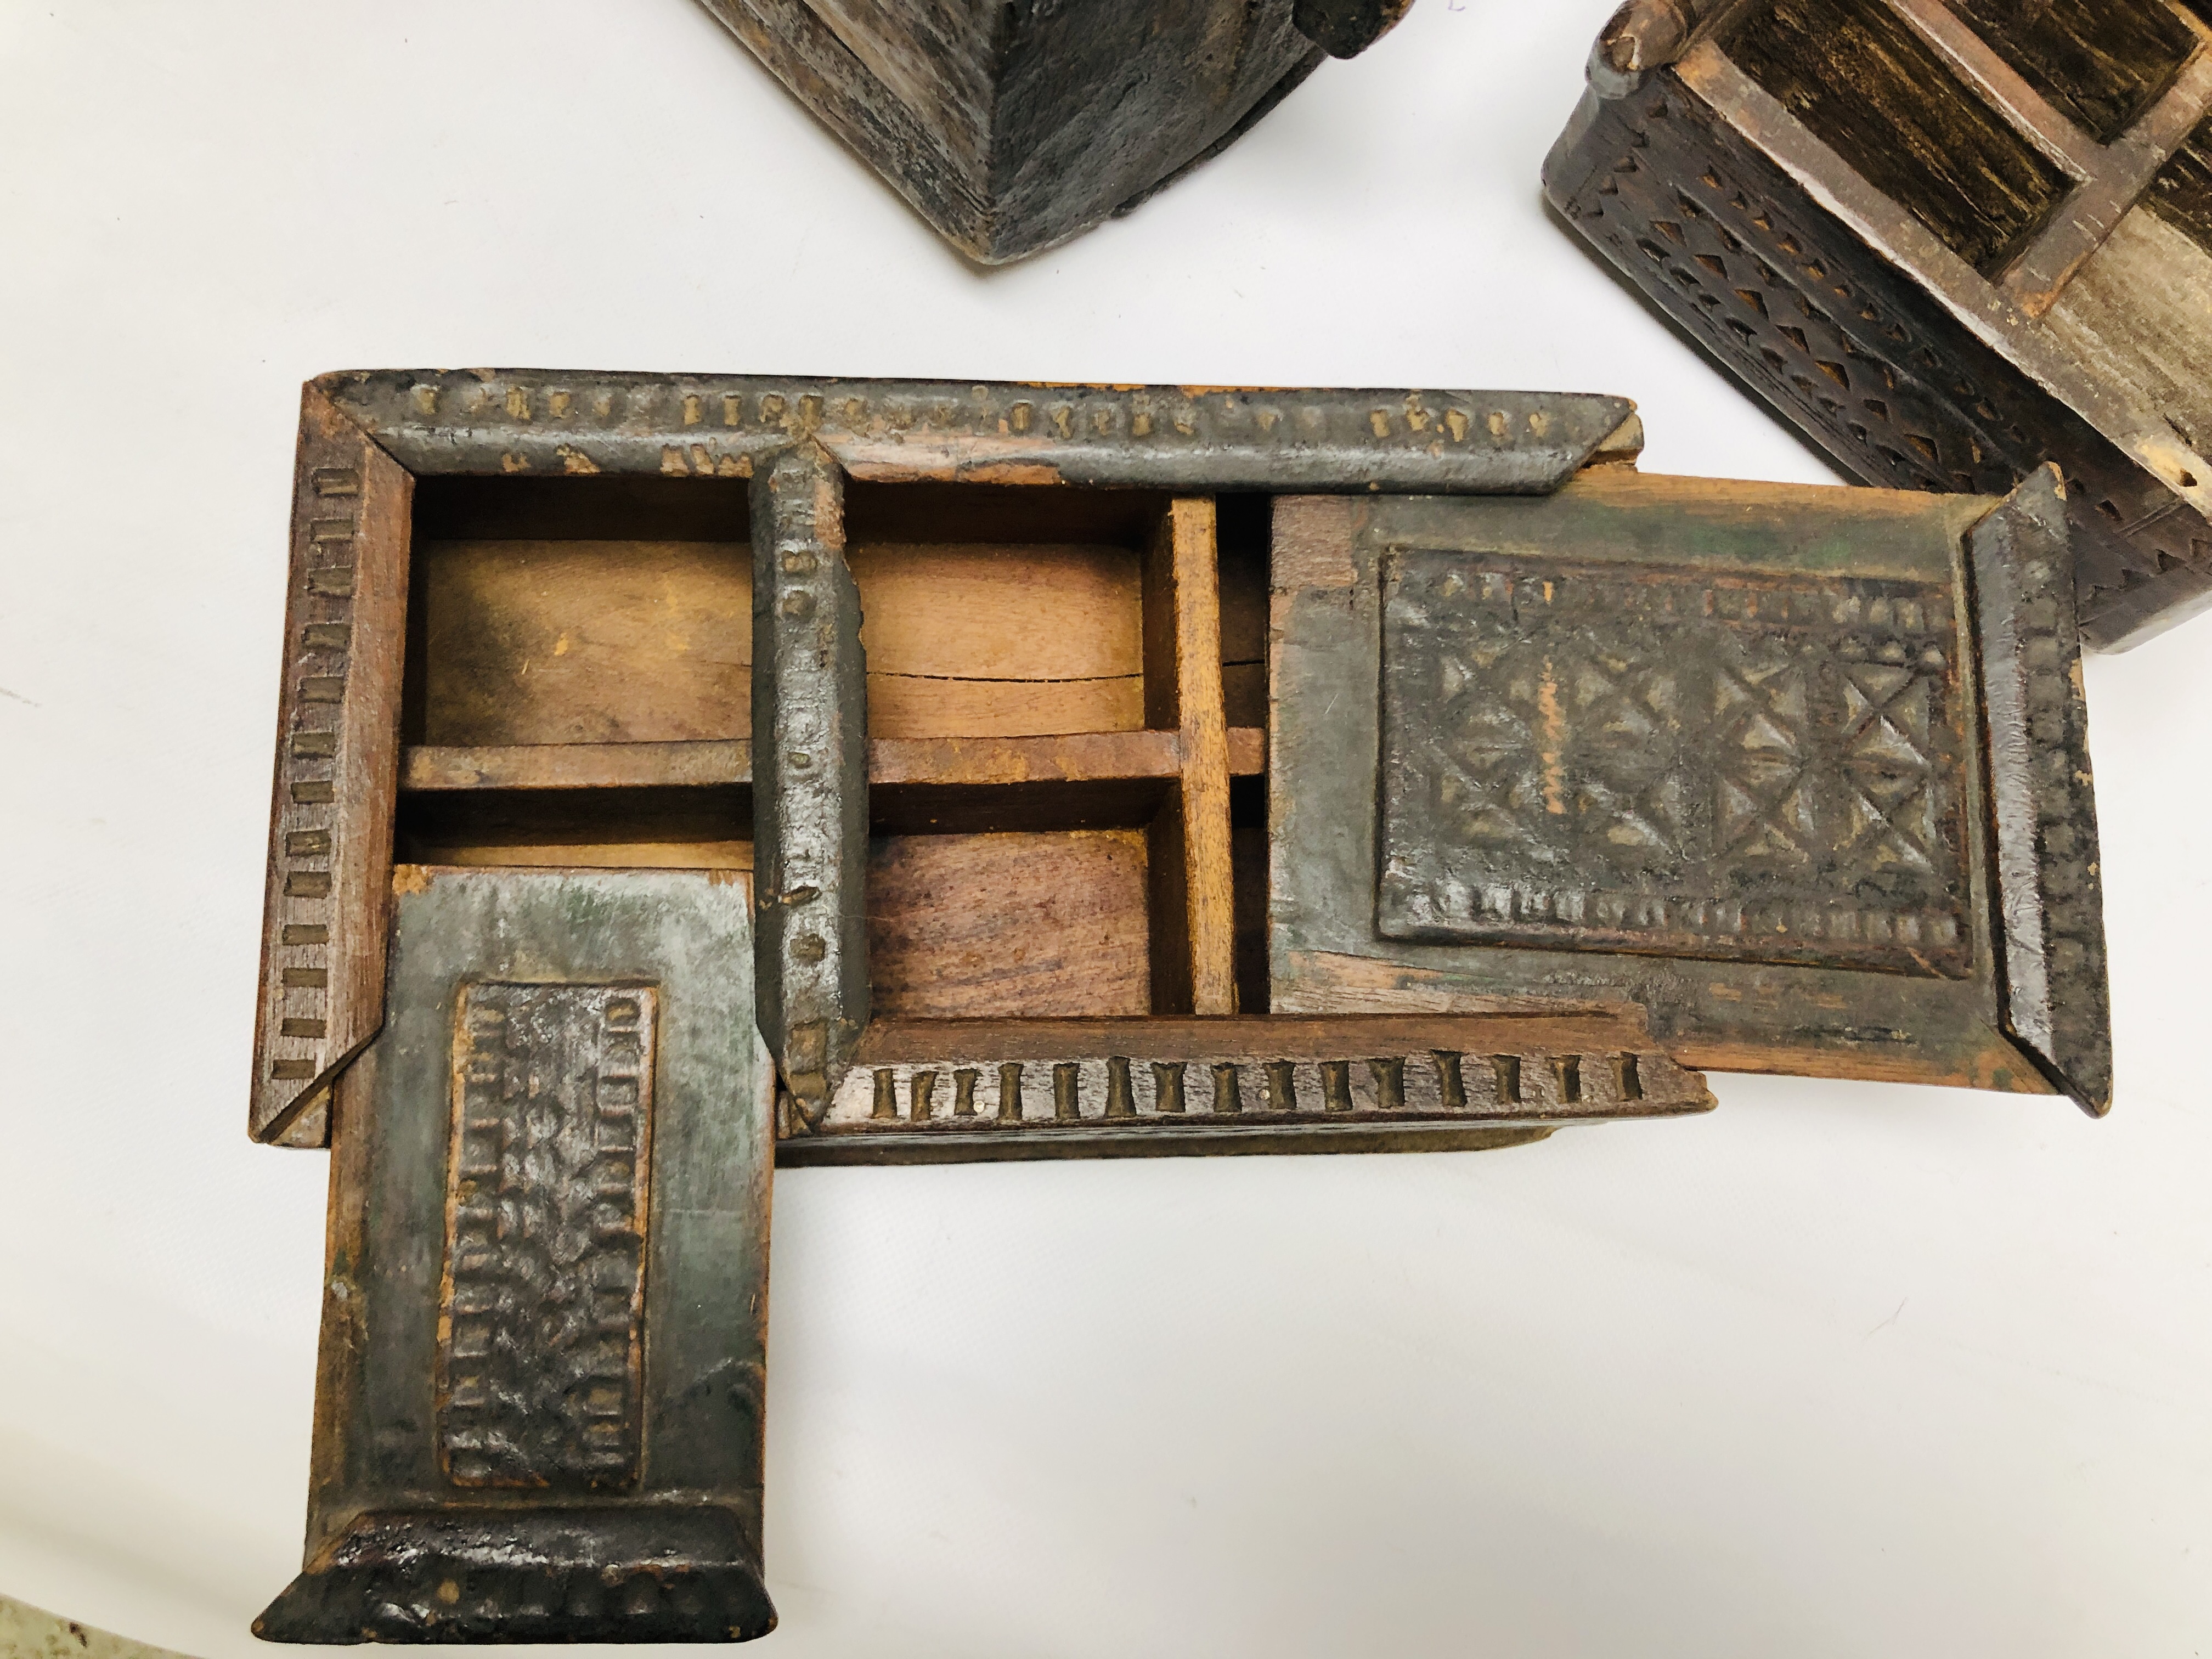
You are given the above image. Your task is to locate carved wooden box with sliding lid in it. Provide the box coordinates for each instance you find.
[1548,0,2212,650]
[248,370,2108,1641]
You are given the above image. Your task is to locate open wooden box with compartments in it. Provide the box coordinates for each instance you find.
[1549,0,2212,651]
[248,370,2117,1643]
[396,477,1275,1024]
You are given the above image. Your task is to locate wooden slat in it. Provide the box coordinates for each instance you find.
[250,386,413,1146]
[851,1009,1671,1064]
[1165,499,1236,1014]
[404,740,752,791]
[871,730,1176,785]
[399,730,1264,793]
[851,540,1146,737]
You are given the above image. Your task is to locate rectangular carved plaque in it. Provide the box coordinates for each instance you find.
[438,981,658,1491]
[1378,549,1973,977]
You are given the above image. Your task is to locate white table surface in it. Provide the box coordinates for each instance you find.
[3,2,2209,1654]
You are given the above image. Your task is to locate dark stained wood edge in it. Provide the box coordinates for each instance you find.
[1294,0,1414,59]
[1278,944,2065,1094]
[250,386,413,1147]
[314,372,1639,497]
[303,1041,375,1558]
[753,443,867,1122]
[778,1122,1560,1165]
[1969,467,2115,1114]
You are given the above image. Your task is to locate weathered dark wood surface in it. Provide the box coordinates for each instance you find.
[752,444,868,1126]
[1268,473,2113,1113]
[256,867,776,1644]
[1968,467,2113,1113]
[690,0,1410,264]
[1377,540,1976,978]
[315,371,1639,496]
[1547,0,2212,651]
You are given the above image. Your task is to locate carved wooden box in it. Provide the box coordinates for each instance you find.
[1547,0,2212,650]
[249,369,2109,1640]
[696,0,1411,263]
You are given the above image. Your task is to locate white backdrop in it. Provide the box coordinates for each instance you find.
[4,2,2210,1654]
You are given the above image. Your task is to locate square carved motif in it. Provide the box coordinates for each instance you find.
[1378,550,1973,976]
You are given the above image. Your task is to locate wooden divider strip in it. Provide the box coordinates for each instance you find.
[1166,498,1237,1015]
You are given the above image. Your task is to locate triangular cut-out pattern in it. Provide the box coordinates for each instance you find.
[1383,554,1973,977]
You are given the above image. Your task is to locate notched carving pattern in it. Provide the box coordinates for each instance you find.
[438,984,656,1491]
[1548,77,2212,641]
[824,1045,1709,1129]
[1379,550,1972,975]
[256,458,366,1141]
[319,370,1635,493]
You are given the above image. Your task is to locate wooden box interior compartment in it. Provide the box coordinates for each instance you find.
[388,473,1275,1015]
[246,371,1722,1165]
[395,475,757,873]
[1545,0,2212,650]
[847,483,1270,1022]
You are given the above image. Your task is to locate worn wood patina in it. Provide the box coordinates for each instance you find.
[1269,467,2109,1113]
[247,369,2117,1641]
[693,0,1413,264]
[256,866,776,1644]
[1546,0,2212,650]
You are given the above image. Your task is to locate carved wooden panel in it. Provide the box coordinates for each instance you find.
[1378,550,1972,975]
[438,983,657,1491]
[259,868,775,1645]
[1269,476,2113,1113]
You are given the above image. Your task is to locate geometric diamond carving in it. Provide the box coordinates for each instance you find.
[1379,550,1973,977]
